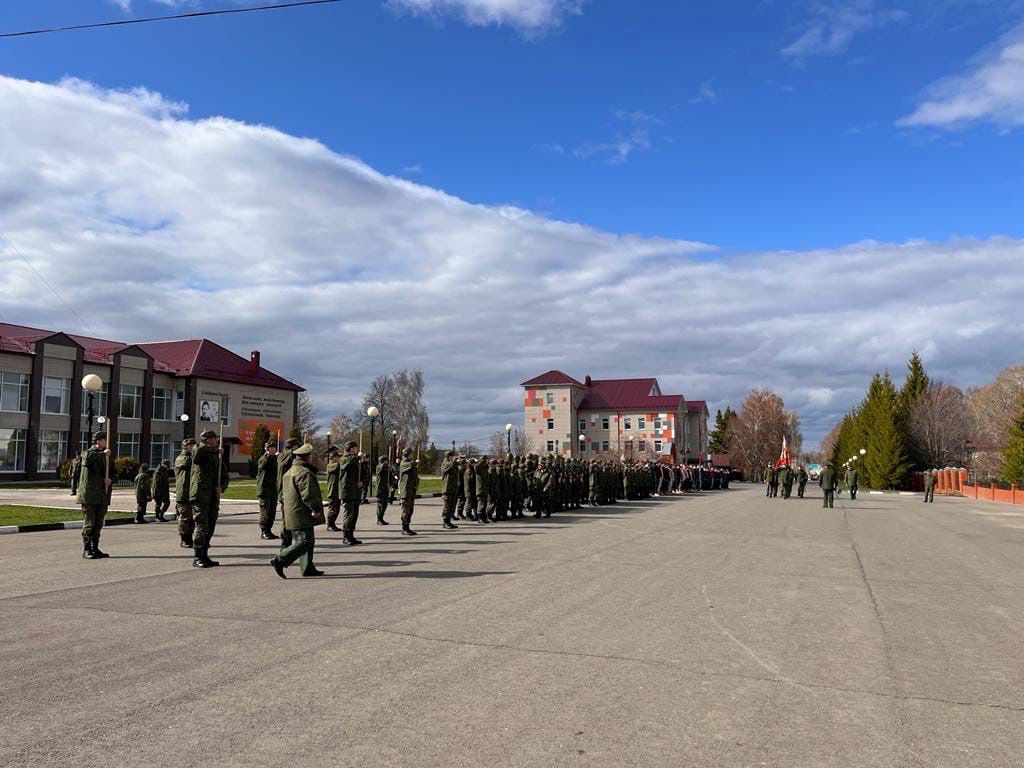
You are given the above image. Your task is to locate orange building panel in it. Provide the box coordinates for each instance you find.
[542,409,551,419]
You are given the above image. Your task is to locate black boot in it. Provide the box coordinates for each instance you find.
[377,515,389,526]
[401,524,417,536]
[134,511,149,524]
[180,533,193,548]
[82,540,96,560]
[91,538,109,558]
[443,518,458,530]
[192,547,220,568]
[280,531,293,548]
[342,532,362,545]
[326,522,341,532]
[260,528,279,540]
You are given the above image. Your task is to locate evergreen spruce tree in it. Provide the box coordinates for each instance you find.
[1000,397,1024,485]
[861,373,910,489]
[708,407,735,454]
[897,351,930,470]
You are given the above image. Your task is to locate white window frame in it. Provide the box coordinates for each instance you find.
[578,417,586,433]
[601,417,609,430]
[116,432,141,460]
[546,392,554,405]
[654,418,662,431]
[38,430,69,472]
[120,384,143,419]
[80,381,109,418]
[0,371,30,413]
[150,434,171,464]
[152,387,173,421]
[654,440,663,453]
[219,395,231,426]
[42,376,71,415]
[624,417,632,430]
[546,418,555,430]
[638,440,647,451]
[638,417,646,430]
[174,390,185,419]
[546,441,556,453]
[0,428,27,472]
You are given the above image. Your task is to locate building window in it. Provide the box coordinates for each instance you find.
[0,428,27,471]
[80,432,92,454]
[591,441,599,452]
[546,392,554,405]
[654,440,663,453]
[638,417,646,430]
[546,418,555,430]
[38,430,69,472]
[171,440,182,458]
[117,432,141,460]
[601,441,610,452]
[80,381,109,418]
[150,434,171,464]
[174,390,185,419]
[638,440,646,451]
[42,376,71,415]
[0,372,30,412]
[654,418,662,431]
[546,441,556,453]
[624,417,632,430]
[152,388,173,421]
[120,384,143,419]
[601,417,609,430]
[578,417,586,432]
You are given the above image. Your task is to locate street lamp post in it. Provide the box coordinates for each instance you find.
[81,374,103,440]
[505,423,513,456]
[367,406,379,497]
[578,433,586,457]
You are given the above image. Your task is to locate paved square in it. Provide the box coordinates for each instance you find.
[1,487,1021,767]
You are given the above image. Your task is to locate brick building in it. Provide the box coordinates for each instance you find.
[0,322,301,480]
[521,371,710,463]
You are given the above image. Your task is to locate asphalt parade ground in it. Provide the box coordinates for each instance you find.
[1,486,1021,767]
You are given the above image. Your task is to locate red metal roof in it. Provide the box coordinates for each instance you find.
[0,322,300,391]
[579,378,683,412]
[521,370,584,387]
[687,400,708,414]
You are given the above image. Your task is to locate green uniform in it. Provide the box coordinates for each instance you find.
[174,449,195,538]
[819,466,838,509]
[152,464,171,518]
[338,453,362,540]
[190,444,227,550]
[923,472,936,503]
[134,470,151,519]
[398,457,419,529]
[376,459,394,523]
[846,468,859,500]
[463,461,478,520]
[780,466,793,499]
[325,457,342,528]
[440,457,459,525]
[276,446,296,539]
[277,459,325,575]
[77,446,109,548]
[256,452,279,532]
[475,460,490,523]
[796,468,808,498]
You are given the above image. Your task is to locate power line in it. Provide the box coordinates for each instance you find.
[0,229,98,337]
[1,0,347,39]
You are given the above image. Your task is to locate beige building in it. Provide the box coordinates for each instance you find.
[0,323,301,480]
[521,371,710,463]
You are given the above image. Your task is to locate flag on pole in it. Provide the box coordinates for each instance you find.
[775,436,791,468]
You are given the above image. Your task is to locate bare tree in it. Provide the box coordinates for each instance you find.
[725,389,803,478]
[357,369,431,452]
[296,391,321,439]
[967,365,1024,477]
[907,383,973,469]
[328,411,357,447]
[488,428,527,457]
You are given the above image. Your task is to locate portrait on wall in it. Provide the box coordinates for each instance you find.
[199,399,220,423]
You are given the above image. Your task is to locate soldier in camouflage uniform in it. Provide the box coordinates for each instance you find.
[475,455,490,524]
[152,459,171,521]
[398,447,419,535]
[376,455,395,525]
[190,429,229,568]
[276,437,300,546]
[440,450,460,530]
[339,441,364,544]
[77,430,112,559]
[256,440,279,539]
[463,457,478,521]
[174,438,196,548]
[134,463,151,524]
[454,457,467,520]
[325,445,343,531]
[270,443,325,578]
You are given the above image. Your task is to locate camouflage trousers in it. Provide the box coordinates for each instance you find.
[192,500,219,549]
[442,494,456,522]
[176,502,194,536]
[326,499,342,526]
[81,504,107,542]
[259,496,278,531]
[153,496,171,516]
[455,495,466,518]
[277,527,318,576]
[377,494,389,520]
[464,495,477,519]
[342,499,360,534]
[476,494,488,520]
[401,496,415,526]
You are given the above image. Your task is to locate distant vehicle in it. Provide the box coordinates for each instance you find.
[807,463,822,481]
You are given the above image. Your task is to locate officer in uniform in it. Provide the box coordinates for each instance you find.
[463,457,478,521]
[276,437,300,546]
[324,445,343,531]
[475,454,490,524]
[376,455,394,525]
[270,443,325,578]
[398,447,419,535]
[77,430,112,559]
[69,451,82,496]
[339,441,364,545]
[846,466,859,500]
[454,457,468,520]
[819,463,838,509]
[256,440,279,539]
[923,469,936,503]
[134,463,151,523]
[440,450,460,529]
[190,429,228,568]
[780,464,794,499]
[174,438,196,548]
[152,459,171,521]
[796,465,808,498]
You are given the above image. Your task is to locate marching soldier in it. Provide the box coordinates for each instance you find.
[440,450,459,529]
[276,437,300,546]
[398,447,419,535]
[77,431,111,559]
[339,441,364,545]
[780,464,793,499]
[134,463,151,524]
[796,465,808,498]
[256,440,279,539]
[819,463,838,509]
[845,466,859,500]
[152,459,171,521]
[270,443,325,578]
[376,455,394,525]
[174,438,196,548]
[325,445,343,532]
[190,429,228,568]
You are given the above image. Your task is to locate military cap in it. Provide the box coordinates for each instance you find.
[161,459,171,466]
[183,437,197,446]
[293,443,314,456]
[140,463,149,471]
[378,456,387,464]
[199,429,218,441]
[92,431,106,442]
[402,447,413,457]
[345,440,358,450]
[285,437,301,448]
[327,444,341,454]
[446,450,456,457]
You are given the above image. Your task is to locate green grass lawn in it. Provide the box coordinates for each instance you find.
[221,476,442,500]
[0,505,133,527]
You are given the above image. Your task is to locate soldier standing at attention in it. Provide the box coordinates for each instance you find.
[360,454,371,504]
[398,447,419,536]
[190,430,227,568]
[339,441,364,545]
[463,457,478,522]
[796,465,809,498]
[324,445,342,532]
[454,457,467,520]
[440,450,460,530]
[819,464,838,509]
[846,466,859,500]
[256,441,279,539]
[77,431,112,559]
[152,459,171,521]
[376,456,394,525]
[134,463,151,524]
[175,438,196,548]
[270,443,325,578]
[475,454,491,524]
[69,451,82,496]
[923,469,936,503]
[276,437,300,546]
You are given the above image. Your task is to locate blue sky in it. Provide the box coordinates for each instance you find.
[2,0,1021,252]
[2,0,1023,448]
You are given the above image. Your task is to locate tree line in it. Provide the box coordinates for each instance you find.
[707,389,803,480]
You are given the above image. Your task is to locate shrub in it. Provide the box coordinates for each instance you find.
[114,456,141,480]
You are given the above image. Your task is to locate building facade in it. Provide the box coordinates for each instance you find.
[521,371,710,463]
[0,323,301,480]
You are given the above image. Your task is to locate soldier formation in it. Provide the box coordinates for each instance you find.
[76,431,731,577]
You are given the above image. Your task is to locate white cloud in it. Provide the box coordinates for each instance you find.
[688,81,718,105]
[897,22,1024,130]
[782,1,909,61]
[574,110,662,165]
[386,0,584,31]
[1,75,1023,447]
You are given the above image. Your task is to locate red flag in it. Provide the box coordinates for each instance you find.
[775,436,791,468]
